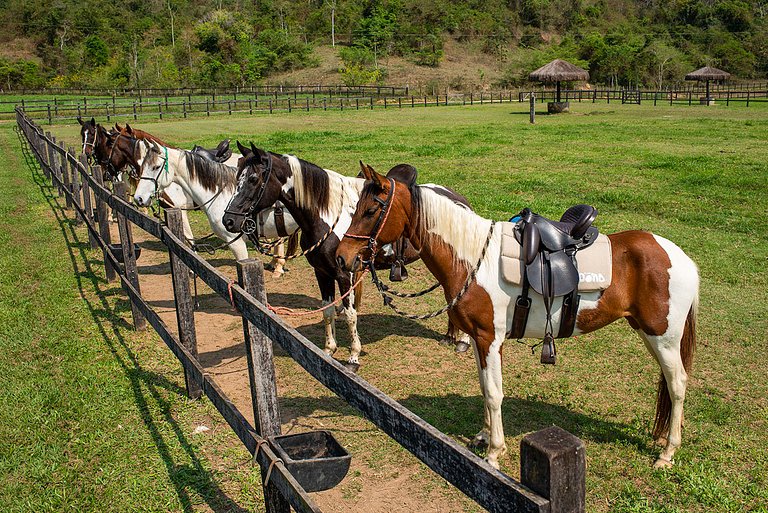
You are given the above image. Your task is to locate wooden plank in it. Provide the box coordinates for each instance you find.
[165,209,202,400]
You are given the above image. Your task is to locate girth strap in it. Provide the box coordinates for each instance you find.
[274,204,288,237]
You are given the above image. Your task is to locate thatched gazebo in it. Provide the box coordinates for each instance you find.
[685,66,731,105]
[529,59,589,113]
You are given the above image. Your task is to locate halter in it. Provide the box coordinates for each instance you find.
[223,152,274,235]
[138,144,169,207]
[343,177,396,267]
[103,131,141,181]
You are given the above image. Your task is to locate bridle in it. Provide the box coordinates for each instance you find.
[102,131,141,181]
[136,143,170,208]
[82,127,97,161]
[224,152,275,235]
[343,177,396,268]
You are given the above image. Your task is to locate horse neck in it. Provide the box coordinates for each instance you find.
[402,186,493,296]
[280,158,361,233]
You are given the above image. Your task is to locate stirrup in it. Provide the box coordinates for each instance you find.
[389,260,408,282]
[540,334,557,365]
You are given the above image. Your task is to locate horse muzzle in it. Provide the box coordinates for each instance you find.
[222,212,245,234]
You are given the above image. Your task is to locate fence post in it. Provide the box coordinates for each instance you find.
[68,147,82,222]
[183,101,187,118]
[43,131,54,179]
[521,426,586,513]
[114,181,146,330]
[530,94,535,124]
[726,91,730,106]
[165,209,203,400]
[236,259,290,513]
[746,91,750,107]
[50,137,64,197]
[94,166,117,282]
[79,155,98,249]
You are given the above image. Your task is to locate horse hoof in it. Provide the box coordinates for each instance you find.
[468,437,488,451]
[653,457,674,469]
[438,336,455,347]
[455,341,470,353]
[484,457,501,470]
[342,361,360,373]
[272,270,285,279]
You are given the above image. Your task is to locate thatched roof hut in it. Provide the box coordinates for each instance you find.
[685,66,731,81]
[685,66,731,102]
[529,59,590,103]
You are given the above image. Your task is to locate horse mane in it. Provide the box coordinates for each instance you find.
[182,150,237,192]
[411,185,494,272]
[287,155,361,217]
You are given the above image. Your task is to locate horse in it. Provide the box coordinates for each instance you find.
[78,118,196,241]
[127,138,299,264]
[336,163,699,470]
[221,142,474,368]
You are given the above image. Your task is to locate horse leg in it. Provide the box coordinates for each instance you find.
[338,275,362,368]
[469,338,491,451]
[180,210,194,242]
[478,333,507,468]
[316,271,338,357]
[270,241,287,279]
[229,236,249,261]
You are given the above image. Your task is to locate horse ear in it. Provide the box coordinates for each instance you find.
[90,117,95,125]
[236,140,249,156]
[77,116,83,126]
[359,161,374,180]
[125,124,134,134]
[362,162,388,189]
[250,143,265,163]
[115,123,123,132]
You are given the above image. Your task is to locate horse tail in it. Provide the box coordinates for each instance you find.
[653,291,698,440]
[286,229,301,257]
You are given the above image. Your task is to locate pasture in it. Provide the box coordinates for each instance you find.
[3,100,767,512]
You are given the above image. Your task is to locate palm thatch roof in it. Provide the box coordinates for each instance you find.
[529,59,589,82]
[685,66,731,81]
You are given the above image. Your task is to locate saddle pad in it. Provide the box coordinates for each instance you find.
[499,222,613,292]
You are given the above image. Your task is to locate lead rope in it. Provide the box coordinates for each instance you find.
[267,271,367,318]
[370,221,496,320]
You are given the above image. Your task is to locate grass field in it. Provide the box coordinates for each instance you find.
[4,100,768,512]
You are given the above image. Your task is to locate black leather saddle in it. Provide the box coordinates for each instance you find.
[510,204,599,364]
[192,139,232,163]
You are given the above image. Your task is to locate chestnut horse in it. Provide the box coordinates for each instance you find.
[336,163,699,470]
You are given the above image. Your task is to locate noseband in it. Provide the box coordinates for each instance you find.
[138,144,169,199]
[82,128,97,161]
[343,177,396,267]
[224,152,274,235]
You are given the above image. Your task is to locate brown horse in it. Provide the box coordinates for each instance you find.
[337,163,699,470]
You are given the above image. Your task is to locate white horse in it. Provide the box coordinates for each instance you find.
[132,140,298,264]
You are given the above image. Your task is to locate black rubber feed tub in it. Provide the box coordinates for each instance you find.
[269,431,351,492]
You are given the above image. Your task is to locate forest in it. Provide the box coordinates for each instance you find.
[0,0,765,90]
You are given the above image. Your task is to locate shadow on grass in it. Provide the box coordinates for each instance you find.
[21,136,249,513]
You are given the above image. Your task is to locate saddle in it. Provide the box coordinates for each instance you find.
[510,204,599,364]
[192,139,232,163]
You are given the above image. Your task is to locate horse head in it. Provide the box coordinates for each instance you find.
[222,141,283,233]
[336,162,414,272]
[133,140,172,207]
[78,117,97,158]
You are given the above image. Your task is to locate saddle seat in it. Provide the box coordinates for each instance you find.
[518,204,599,266]
[193,139,232,164]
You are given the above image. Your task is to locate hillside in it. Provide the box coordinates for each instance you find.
[1,0,766,91]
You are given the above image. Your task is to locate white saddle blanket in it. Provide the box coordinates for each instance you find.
[499,222,613,291]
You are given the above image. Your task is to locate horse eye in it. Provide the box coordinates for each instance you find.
[248,174,259,184]
[364,206,378,217]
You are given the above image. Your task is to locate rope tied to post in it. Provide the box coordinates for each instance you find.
[267,271,367,318]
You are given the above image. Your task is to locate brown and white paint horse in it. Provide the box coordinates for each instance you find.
[337,164,699,470]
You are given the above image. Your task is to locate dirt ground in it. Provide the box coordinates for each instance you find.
[120,218,480,512]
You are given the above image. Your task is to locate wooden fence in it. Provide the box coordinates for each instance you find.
[519,87,768,106]
[16,106,587,513]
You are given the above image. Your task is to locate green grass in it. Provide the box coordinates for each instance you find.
[0,123,264,511]
[7,100,768,512]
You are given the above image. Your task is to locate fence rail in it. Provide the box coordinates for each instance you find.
[16,106,587,512]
